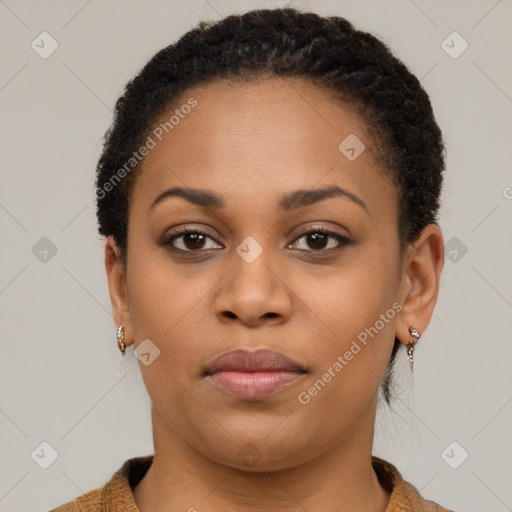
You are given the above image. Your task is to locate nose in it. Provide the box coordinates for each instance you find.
[214,252,293,327]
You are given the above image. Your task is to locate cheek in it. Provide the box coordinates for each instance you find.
[128,277,201,364]
[127,239,205,338]
[299,254,399,401]
[126,246,224,390]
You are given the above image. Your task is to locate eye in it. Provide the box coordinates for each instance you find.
[162,228,223,252]
[289,228,352,253]
[161,226,352,255]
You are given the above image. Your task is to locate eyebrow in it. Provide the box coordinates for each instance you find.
[149,184,368,213]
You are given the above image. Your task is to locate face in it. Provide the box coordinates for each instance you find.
[106,78,430,471]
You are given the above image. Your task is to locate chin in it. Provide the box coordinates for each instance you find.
[199,434,319,473]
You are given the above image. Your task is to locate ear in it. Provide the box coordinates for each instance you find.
[396,224,445,346]
[105,235,133,347]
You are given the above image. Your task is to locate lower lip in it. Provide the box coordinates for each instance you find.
[208,370,305,400]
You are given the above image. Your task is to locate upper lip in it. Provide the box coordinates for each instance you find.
[204,349,306,375]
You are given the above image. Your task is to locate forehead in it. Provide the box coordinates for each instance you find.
[131,77,396,219]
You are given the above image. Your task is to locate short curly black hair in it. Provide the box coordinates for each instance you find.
[95,7,446,406]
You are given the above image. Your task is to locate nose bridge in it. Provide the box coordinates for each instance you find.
[215,235,293,324]
[230,236,280,299]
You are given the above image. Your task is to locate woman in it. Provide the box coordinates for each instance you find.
[51,7,452,511]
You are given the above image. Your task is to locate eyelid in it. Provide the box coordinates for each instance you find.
[290,223,348,239]
[169,224,217,238]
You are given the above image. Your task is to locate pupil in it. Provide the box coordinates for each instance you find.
[185,233,205,249]
[309,233,327,250]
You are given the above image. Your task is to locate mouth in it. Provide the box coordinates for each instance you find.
[204,349,307,400]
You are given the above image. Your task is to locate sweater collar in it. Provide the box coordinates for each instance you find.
[94,454,449,511]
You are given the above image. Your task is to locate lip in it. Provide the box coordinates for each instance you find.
[204,349,307,400]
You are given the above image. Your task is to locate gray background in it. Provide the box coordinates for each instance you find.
[1,0,511,510]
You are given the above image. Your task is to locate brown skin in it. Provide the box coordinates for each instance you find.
[105,78,444,511]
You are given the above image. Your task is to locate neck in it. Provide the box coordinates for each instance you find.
[133,404,390,512]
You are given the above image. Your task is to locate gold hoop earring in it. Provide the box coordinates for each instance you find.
[117,325,126,375]
[117,325,126,354]
[408,326,420,371]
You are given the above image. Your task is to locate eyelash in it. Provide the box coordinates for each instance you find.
[161,226,352,255]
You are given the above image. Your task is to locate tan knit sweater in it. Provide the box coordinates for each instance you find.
[49,455,455,511]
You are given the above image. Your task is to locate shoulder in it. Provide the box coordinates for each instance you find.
[371,455,457,512]
[48,489,101,511]
[48,455,154,512]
